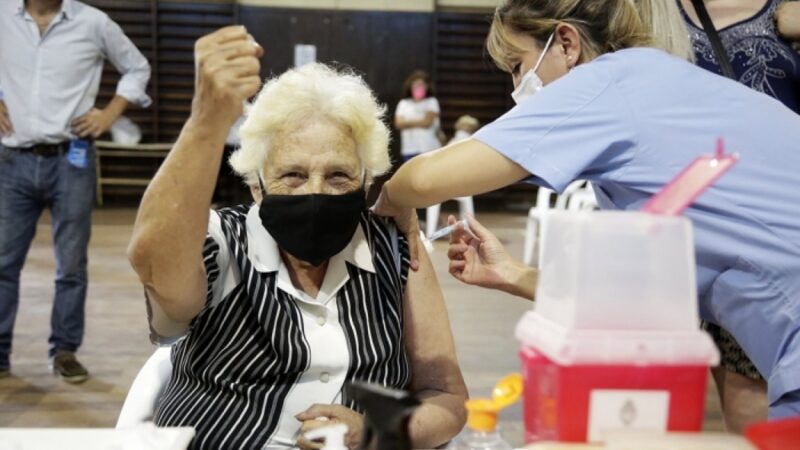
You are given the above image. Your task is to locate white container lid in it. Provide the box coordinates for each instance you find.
[535,211,699,331]
[516,311,720,366]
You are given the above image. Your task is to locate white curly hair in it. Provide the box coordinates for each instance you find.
[229,63,392,186]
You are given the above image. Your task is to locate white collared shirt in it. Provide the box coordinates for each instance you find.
[0,0,152,147]
[208,206,373,449]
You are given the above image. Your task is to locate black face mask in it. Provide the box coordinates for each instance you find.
[258,179,367,267]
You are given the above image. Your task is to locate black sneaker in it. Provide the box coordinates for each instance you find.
[0,367,9,379]
[50,351,89,384]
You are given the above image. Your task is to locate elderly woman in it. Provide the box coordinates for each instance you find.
[127,27,467,450]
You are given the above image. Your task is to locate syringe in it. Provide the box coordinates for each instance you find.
[425,218,469,242]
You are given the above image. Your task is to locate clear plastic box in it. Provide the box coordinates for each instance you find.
[535,211,699,331]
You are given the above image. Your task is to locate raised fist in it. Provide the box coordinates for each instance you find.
[192,26,263,125]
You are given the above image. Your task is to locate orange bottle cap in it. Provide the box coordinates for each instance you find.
[465,399,500,432]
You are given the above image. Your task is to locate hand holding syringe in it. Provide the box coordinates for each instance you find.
[442,215,534,298]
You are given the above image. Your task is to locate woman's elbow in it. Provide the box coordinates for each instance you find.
[127,233,151,279]
[127,228,161,281]
[451,390,468,430]
[426,389,468,446]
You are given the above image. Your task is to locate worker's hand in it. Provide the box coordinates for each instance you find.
[296,404,364,450]
[372,188,421,271]
[192,25,263,127]
[71,108,116,139]
[0,100,13,136]
[447,215,526,294]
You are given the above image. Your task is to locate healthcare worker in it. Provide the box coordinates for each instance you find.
[374,0,800,418]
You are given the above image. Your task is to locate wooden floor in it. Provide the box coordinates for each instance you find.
[0,209,724,444]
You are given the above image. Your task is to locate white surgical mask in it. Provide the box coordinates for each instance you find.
[511,33,555,105]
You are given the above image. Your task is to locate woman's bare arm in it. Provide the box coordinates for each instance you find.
[127,26,262,322]
[380,138,529,210]
[403,233,469,448]
[777,2,800,41]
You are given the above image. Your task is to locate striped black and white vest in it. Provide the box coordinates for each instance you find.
[153,205,411,449]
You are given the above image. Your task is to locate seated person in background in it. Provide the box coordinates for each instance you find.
[127,26,467,450]
[449,115,480,144]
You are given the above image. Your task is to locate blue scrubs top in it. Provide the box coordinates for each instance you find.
[473,47,800,412]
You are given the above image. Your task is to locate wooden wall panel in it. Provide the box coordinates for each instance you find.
[80,2,527,206]
[85,0,237,143]
[155,1,237,142]
[84,0,241,204]
[240,7,435,161]
[88,0,157,141]
[434,12,513,136]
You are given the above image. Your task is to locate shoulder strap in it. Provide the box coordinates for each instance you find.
[690,0,737,79]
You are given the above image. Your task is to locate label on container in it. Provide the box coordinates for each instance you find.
[587,389,670,442]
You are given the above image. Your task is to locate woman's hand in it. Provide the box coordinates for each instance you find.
[372,188,421,271]
[296,404,364,450]
[191,25,263,127]
[447,215,536,300]
[777,1,800,41]
[128,26,263,324]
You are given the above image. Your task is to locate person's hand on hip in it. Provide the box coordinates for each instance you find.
[0,100,13,136]
[72,107,118,139]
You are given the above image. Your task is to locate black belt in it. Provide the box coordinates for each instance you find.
[9,142,69,158]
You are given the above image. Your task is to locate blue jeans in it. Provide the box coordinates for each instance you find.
[0,144,95,367]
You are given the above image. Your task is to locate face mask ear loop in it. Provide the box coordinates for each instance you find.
[531,32,555,74]
[258,175,268,196]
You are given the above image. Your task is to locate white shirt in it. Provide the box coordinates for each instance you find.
[0,0,152,147]
[395,97,441,156]
[209,206,367,449]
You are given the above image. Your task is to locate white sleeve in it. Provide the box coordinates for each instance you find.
[427,98,441,114]
[395,99,411,119]
[101,16,153,107]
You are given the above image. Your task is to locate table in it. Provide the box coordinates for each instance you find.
[0,425,194,450]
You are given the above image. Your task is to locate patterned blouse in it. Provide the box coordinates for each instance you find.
[680,0,800,113]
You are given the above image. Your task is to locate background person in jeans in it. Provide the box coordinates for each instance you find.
[0,0,151,382]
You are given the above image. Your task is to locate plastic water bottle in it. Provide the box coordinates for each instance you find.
[448,374,522,450]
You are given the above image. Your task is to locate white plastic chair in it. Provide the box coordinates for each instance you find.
[567,183,598,211]
[425,196,475,238]
[522,187,556,267]
[116,346,174,429]
[522,180,590,266]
